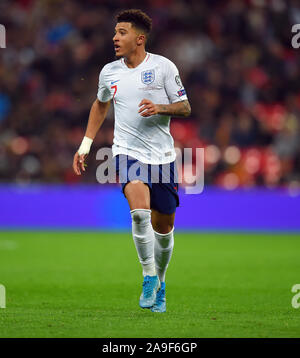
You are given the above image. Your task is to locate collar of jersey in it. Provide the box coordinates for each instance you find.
[121,52,150,70]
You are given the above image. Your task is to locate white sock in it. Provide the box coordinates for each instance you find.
[130,209,156,277]
[154,227,174,283]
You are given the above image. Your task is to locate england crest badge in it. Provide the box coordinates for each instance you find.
[141,69,155,85]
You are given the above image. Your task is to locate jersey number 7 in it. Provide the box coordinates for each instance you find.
[111,85,117,103]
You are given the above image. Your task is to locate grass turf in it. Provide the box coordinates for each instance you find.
[0,231,300,338]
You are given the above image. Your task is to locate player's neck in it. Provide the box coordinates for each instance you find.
[124,50,147,69]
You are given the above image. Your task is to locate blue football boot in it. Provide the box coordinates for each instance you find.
[151,282,166,313]
[139,275,160,309]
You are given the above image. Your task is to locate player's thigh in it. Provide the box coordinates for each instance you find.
[124,180,151,210]
[151,208,175,234]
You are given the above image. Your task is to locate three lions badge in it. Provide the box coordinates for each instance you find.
[141,69,155,85]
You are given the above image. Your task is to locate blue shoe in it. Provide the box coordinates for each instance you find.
[139,275,160,309]
[151,282,166,313]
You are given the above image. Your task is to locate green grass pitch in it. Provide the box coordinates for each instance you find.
[0,231,300,338]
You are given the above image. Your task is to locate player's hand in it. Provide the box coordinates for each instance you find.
[73,152,87,175]
[138,99,158,117]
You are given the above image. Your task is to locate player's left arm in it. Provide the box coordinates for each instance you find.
[138,99,191,117]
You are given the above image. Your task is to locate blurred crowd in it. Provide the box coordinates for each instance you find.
[1,0,300,190]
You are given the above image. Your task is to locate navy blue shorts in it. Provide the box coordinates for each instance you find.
[114,154,179,215]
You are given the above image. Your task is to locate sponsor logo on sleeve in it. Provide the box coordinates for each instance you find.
[177,88,186,97]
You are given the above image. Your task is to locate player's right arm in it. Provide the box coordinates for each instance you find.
[73,65,113,175]
[73,99,110,176]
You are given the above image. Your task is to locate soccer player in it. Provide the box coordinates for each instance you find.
[73,9,191,313]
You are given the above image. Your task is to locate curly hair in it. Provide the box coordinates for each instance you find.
[116,9,152,35]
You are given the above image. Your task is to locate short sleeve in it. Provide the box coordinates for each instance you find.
[164,59,188,103]
[97,67,112,102]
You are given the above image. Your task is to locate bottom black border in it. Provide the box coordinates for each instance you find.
[0,338,299,355]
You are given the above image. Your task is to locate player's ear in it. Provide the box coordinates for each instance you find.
[137,34,145,46]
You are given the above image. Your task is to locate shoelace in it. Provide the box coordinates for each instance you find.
[143,278,154,298]
[156,289,165,303]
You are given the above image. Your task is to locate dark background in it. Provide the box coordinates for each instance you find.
[1,0,300,190]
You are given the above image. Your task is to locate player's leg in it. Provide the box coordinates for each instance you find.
[124,180,159,308]
[124,179,151,211]
[150,209,175,313]
[151,209,175,234]
[151,209,175,283]
[148,160,179,312]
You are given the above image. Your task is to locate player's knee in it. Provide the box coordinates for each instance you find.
[124,181,150,210]
[154,225,173,235]
[152,219,174,234]
[130,209,151,225]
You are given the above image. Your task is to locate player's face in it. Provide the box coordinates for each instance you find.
[113,22,141,58]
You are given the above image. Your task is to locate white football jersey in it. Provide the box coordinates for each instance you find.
[97,52,188,164]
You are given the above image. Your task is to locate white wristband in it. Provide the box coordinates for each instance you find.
[78,136,93,155]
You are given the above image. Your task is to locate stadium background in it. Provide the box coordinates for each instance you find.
[0,0,300,230]
[0,0,300,339]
